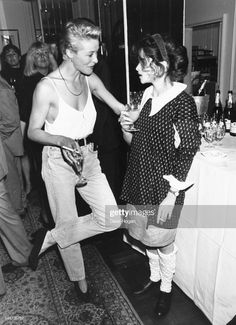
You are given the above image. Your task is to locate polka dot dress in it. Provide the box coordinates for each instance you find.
[121,91,201,229]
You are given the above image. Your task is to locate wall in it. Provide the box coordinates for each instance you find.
[0,0,35,54]
[72,0,97,23]
[185,0,236,101]
[192,23,219,57]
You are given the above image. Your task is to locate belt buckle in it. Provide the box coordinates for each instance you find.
[84,137,87,146]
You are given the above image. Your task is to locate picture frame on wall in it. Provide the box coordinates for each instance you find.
[0,29,20,52]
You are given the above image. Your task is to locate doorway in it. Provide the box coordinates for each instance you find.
[185,20,223,111]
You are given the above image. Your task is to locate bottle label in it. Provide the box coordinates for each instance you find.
[225,119,231,131]
[230,122,236,134]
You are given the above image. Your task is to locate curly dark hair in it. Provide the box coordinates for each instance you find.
[1,44,21,60]
[136,33,188,82]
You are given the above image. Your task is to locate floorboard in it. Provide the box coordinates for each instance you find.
[84,230,212,325]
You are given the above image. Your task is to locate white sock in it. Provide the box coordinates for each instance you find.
[39,231,55,255]
[146,249,161,282]
[158,244,178,293]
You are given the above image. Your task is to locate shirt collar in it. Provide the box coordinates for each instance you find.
[141,82,187,116]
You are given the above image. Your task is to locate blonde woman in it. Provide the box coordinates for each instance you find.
[18,41,57,222]
[27,18,124,299]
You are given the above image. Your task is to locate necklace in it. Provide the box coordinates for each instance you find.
[58,67,83,96]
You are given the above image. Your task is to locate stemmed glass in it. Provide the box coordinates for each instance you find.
[202,114,225,148]
[215,121,226,145]
[125,91,141,132]
[124,104,140,132]
[203,126,216,148]
[62,146,87,187]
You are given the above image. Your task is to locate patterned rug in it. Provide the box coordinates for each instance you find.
[0,195,143,325]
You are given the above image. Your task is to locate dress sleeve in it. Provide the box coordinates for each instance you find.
[172,95,201,182]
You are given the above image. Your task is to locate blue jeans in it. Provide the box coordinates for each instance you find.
[42,144,121,281]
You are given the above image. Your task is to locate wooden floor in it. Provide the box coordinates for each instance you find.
[84,229,212,325]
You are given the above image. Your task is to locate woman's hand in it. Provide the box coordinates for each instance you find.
[157,192,177,225]
[125,104,141,123]
[119,111,133,132]
[58,136,81,167]
[56,135,78,149]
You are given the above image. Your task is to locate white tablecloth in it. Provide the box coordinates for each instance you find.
[174,134,236,325]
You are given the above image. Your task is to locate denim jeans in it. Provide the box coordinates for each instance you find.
[42,144,121,281]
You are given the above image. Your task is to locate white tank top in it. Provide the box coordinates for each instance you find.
[44,76,97,139]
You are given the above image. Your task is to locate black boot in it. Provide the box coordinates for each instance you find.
[154,291,172,318]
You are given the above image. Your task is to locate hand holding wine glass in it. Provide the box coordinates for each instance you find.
[121,91,141,132]
[61,143,87,187]
[124,103,140,132]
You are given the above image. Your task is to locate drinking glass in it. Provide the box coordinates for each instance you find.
[125,91,142,132]
[203,124,216,148]
[124,104,140,132]
[62,146,87,187]
[215,122,225,145]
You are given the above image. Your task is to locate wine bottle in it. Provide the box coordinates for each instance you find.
[213,89,222,123]
[224,90,233,132]
[198,79,208,96]
[230,94,236,137]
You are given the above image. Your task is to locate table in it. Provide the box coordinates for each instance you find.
[174,133,236,325]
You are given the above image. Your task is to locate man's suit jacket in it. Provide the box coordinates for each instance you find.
[0,75,23,157]
[0,136,8,181]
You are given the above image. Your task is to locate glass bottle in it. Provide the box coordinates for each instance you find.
[230,94,236,137]
[224,90,233,132]
[213,89,222,123]
[198,79,208,96]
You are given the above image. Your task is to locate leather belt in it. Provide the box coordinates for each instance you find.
[76,134,98,149]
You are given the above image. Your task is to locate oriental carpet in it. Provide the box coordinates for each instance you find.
[0,194,143,325]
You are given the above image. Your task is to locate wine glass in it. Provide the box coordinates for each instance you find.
[125,91,141,132]
[203,124,216,148]
[125,104,140,132]
[62,146,87,187]
[215,122,225,145]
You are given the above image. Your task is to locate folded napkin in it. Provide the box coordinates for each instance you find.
[201,149,227,160]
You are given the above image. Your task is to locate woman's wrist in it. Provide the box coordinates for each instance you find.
[118,103,126,115]
[168,188,179,197]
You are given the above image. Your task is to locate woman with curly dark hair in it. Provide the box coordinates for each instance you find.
[120,33,201,318]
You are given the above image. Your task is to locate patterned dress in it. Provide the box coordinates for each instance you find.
[121,89,201,233]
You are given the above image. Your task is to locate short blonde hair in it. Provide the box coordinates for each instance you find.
[24,41,49,76]
[60,18,101,55]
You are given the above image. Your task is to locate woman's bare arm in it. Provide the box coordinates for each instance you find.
[88,73,125,115]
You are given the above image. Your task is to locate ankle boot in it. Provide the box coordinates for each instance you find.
[154,245,177,317]
[154,291,172,317]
